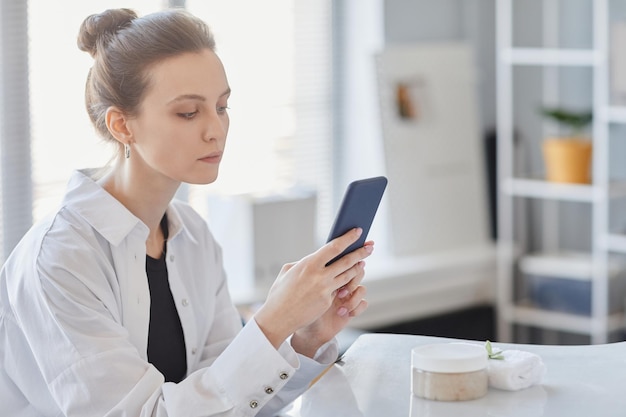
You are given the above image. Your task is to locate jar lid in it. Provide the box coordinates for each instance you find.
[412,343,487,373]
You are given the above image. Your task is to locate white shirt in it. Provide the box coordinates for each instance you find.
[0,169,337,417]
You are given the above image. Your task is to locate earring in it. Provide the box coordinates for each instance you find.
[124,143,130,159]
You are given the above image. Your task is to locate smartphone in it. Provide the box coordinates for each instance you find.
[326,176,388,265]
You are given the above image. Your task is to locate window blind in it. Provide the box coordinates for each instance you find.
[186,0,334,240]
[0,0,32,263]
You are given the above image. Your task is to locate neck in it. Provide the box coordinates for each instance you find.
[146,221,166,259]
[98,162,178,257]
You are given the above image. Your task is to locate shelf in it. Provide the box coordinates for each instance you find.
[508,304,625,335]
[605,233,626,253]
[496,0,620,344]
[502,178,626,201]
[502,177,593,201]
[604,106,626,124]
[500,47,600,67]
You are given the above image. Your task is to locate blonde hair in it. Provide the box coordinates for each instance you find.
[77,8,216,141]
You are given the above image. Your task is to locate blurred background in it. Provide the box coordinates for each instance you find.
[3,0,626,347]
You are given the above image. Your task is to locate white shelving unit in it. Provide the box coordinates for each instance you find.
[496,0,626,344]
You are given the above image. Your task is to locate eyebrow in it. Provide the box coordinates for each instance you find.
[167,88,231,105]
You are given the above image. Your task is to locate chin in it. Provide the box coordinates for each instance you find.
[186,171,219,185]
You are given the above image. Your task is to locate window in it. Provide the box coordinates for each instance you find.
[0,0,334,263]
[28,0,163,223]
[185,0,334,239]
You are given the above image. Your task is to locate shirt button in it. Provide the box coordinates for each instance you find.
[182,299,189,307]
[169,255,175,262]
[280,372,289,380]
[249,400,258,409]
[265,387,274,394]
[191,348,197,355]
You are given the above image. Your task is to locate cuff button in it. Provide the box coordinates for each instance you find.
[249,400,259,409]
[279,372,289,380]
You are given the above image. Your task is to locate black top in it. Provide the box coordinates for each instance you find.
[145,214,187,383]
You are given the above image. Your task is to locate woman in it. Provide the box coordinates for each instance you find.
[0,8,372,416]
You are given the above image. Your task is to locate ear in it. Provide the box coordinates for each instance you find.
[105,106,133,145]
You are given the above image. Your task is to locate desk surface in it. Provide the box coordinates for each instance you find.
[282,333,626,416]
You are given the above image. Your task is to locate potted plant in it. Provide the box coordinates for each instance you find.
[540,107,593,184]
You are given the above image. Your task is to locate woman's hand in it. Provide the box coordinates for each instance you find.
[253,228,374,351]
[291,250,370,358]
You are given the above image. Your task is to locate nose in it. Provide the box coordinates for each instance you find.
[202,110,228,142]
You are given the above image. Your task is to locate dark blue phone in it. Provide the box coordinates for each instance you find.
[326,176,388,266]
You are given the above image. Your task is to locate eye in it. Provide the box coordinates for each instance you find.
[217,106,230,115]
[177,111,198,120]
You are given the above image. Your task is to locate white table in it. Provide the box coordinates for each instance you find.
[282,333,626,416]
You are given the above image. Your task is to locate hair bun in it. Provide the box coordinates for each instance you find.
[77,8,137,57]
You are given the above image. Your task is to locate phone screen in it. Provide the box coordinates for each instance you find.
[326,176,387,265]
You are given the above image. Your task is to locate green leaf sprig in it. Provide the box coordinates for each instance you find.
[539,107,593,137]
[485,340,504,360]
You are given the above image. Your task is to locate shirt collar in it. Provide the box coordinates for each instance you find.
[61,169,198,247]
[165,201,199,245]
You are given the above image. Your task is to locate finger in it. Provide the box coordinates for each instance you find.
[318,227,363,265]
[337,261,366,299]
[279,261,297,274]
[336,287,350,299]
[327,243,374,279]
[337,286,367,317]
[337,285,367,316]
[349,299,368,317]
[333,262,362,292]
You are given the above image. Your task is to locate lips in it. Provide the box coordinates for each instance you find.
[199,151,223,163]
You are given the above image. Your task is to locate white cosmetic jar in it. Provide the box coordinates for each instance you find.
[411,343,488,401]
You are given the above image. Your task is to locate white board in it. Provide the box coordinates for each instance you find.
[375,42,489,256]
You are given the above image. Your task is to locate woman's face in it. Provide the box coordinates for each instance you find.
[126,48,230,185]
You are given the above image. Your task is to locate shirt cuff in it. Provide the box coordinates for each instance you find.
[287,335,338,367]
[280,336,338,392]
[208,319,299,414]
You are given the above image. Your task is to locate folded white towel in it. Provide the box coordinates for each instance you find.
[487,349,546,391]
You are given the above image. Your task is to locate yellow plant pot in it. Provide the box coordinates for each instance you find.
[542,137,592,184]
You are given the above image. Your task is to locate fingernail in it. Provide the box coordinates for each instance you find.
[364,245,373,254]
[337,307,348,317]
[355,227,363,236]
[338,288,350,299]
